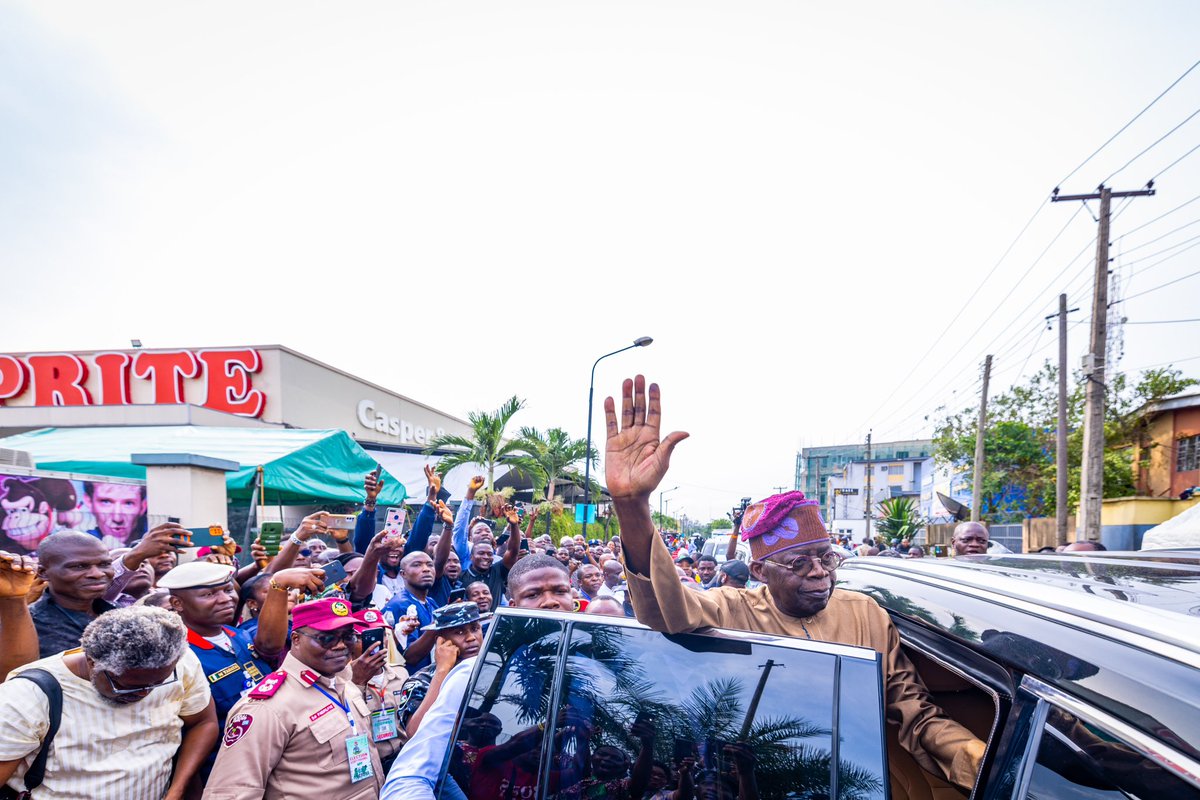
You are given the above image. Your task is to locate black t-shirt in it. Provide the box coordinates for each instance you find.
[461,563,507,611]
[30,591,116,658]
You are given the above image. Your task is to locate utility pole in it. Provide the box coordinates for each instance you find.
[971,355,992,523]
[864,431,872,541]
[1052,183,1154,540]
[1046,296,1079,546]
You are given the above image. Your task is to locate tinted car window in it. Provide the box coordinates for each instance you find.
[544,621,887,800]
[437,616,564,800]
[1024,707,1200,800]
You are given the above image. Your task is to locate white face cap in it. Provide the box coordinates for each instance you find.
[156,560,235,590]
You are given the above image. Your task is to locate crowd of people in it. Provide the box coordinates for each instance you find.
[0,374,1097,800]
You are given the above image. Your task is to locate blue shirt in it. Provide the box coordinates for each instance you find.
[187,625,273,774]
[382,588,439,672]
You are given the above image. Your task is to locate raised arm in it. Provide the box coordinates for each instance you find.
[0,552,39,679]
[348,530,389,603]
[265,513,328,574]
[500,505,522,571]
[255,568,326,661]
[605,376,689,576]
[432,503,456,576]
[353,470,384,554]
[406,466,446,555]
[725,510,743,562]
[452,475,485,564]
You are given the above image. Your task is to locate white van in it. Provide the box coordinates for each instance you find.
[700,533,750,565]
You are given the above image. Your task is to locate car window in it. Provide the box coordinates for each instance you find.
[542,621,887,800]
[1023,706,1200,799]
[436,616,564,800]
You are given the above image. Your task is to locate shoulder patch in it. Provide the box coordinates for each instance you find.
[249,671,287,699]
[223,713,253,747]
[300,669,320,686]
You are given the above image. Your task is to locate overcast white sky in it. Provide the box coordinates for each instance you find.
[4,1,1200,522]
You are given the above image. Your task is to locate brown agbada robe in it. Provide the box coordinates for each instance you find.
[624,537,985,794]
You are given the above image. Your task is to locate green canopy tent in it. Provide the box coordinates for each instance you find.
[0,426,407,506]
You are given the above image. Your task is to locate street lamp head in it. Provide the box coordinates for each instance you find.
[634,336,653,347]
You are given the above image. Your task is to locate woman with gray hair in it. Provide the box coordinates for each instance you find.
[0,606,218,800]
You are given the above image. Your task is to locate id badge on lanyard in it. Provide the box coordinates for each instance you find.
[345,734,374,782]
[371,709,399,742]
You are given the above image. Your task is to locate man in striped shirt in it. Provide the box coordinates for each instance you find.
[0,605,218,800]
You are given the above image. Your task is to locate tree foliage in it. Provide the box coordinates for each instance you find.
[514,426,595,501]
[932,363,1196,523]
[424,395,538,489]
[874,497,924,541]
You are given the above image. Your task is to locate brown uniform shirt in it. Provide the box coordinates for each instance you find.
[624,536,985,793]
[203,652,384,800]
[357,662,410,761]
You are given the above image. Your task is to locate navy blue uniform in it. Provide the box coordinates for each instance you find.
[186,625,274,775]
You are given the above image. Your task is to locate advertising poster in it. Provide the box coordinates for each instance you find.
[0,471,148,555]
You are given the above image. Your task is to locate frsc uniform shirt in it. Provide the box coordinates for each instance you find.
[0,648,212,800]
[203,652,384,800]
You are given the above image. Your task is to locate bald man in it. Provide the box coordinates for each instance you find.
[951,522,989,557]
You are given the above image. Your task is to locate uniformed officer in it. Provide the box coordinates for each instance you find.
[396,600,488,738]
[203,597,384,800]
[160,560,325,775]
[347,607,419,774]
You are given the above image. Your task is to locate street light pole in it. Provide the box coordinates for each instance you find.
[582,337,653,542]
[658,485,678,532]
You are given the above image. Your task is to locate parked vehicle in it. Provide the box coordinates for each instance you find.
[700,533,750,565]
[429,550,1200,799]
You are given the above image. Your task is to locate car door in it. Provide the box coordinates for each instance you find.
[435,609,891,800]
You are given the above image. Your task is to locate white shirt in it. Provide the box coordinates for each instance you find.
[0,648,211,800]
[380,656,476,800]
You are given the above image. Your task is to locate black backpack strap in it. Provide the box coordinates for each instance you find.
[11,669,63,792]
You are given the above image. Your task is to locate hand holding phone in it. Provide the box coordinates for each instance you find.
[320,561,348,586]
[361,627,385,654]
[259,522,284,556]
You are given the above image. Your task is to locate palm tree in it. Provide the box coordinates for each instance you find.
[874,496,924,543]
[515,426,595,502]
[423,395,538,490]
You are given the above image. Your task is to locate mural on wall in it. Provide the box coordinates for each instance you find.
[0,472,148,554]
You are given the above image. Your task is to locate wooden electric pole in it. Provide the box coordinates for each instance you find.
[970,355,992,523]
[1052,183,1154,541]
[1046,295,1079,546]
[864,431,873,541]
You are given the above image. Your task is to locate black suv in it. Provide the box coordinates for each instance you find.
[429,551,1200,800]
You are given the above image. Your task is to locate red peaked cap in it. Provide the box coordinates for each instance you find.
[291,598,368,632]
[740,491,829,560]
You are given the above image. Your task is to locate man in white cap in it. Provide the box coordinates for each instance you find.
[159,559,325,775]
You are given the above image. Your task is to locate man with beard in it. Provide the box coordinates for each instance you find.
[203,598,384,799]
[0,606,217,800]
[160,560,325,773]
[380,555,576,800]
[380,552,441,673]
[83,482,146,548]
[604,376,985,796]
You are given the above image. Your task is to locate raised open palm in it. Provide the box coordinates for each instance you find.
[604,376,689,500]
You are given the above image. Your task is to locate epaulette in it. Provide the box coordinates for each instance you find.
[249,671,287,699]
[299,669,320,686]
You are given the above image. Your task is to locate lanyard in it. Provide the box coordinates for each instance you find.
[310,683,356,732]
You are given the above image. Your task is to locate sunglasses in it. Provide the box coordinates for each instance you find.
[101,668,179,696]
[297,630,361,649]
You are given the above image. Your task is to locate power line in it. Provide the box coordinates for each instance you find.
[1102,107,1200,184]
[1118,216,1200,254]
[1056,57,1200,188]
[1125,237,1200,279]
[1124,317,1200,325]
[851,199,1049,435]
[1153,140,1200,181]
[1116,192,1200,240]
[1120,232,1200,268]
[1118,268,1200,307]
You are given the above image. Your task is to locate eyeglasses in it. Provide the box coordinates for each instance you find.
[764,551,845,576]
[298,630,361,649]
[101,668,179,696]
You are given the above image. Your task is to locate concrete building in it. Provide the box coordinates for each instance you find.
[825,454,934,540]
[795,439,932,511]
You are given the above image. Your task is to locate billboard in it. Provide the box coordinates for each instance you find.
[0,471,148,555]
